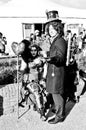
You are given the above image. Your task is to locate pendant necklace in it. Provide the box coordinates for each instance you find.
[52,65,55,77]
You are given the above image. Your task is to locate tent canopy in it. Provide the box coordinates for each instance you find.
[0,0,86,55]
[0,0,86,18]
[49,0,86,9]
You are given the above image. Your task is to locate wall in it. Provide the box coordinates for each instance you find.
[0,17,86,55]
[0,17,46,55]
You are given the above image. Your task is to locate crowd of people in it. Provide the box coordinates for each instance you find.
[10,10,86,124]
[64,27,86,102]
[0,32,8,56]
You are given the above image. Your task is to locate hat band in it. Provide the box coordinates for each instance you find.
[47,13,59,19]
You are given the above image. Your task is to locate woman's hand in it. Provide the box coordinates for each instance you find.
[29,62,36,68]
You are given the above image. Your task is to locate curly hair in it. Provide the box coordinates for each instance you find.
[45,21,64,37]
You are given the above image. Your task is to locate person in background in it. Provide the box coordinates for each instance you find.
[29,33,35,45]
[45,10,67,124]
[34,30,42,47]
[0,32,3,39]
[0,32,6,55]
[74,43,86,102]
[71,33,77,48]
[77,32,83,50]
[82,29,86,44]
[64,30,72,42]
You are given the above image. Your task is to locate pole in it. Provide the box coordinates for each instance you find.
[66,33,71,66]
[42,23,44,34]
[17,55,19,119]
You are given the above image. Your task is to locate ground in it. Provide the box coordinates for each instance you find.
[0,91,86,130]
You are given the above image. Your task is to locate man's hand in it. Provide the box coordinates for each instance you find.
[45,57,51,62]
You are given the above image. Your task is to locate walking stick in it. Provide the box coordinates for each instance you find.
[66,33,71,66]
[11,42,30,119]
[17,55,19,119]
[11,42,20,119]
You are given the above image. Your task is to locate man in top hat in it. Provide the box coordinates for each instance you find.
[44,10,67,124]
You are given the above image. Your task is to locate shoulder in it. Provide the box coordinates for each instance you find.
[58,37,67,43]
[54,36,67,44]
[54,37,67,49]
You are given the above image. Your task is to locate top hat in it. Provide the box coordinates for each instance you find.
[45,10,62,24]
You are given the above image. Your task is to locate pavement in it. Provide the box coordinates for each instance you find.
[0,83,86,130]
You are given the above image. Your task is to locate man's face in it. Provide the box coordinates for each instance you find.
[31,47,37,57]
[49,25,57,37]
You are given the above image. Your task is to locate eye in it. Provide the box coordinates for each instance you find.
[31,49,37,52]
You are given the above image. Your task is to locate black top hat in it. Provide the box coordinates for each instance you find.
[45,10,62,24]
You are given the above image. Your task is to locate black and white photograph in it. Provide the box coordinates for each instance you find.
[0,0,86,130]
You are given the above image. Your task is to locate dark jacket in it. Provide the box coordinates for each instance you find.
[46,36,67,94]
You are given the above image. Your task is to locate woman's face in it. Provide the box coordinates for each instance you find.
[31,47,37,57]
[49,25,57,37]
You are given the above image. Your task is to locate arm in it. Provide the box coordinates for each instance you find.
[48,51,64,65]
[20,59,27,71]
[47,48,66,66]
[47,38,67,66]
